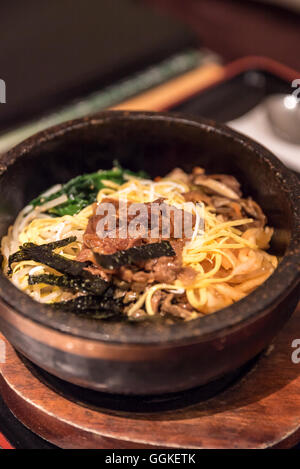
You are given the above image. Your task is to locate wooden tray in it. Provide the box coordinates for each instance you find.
[0,303,299,449]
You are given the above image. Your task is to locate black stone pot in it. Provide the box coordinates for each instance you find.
[0,111,299,395]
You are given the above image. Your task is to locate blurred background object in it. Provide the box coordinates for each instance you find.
[1,0,299,131]
[146,0,300,71]
[0,0,299,168]
[0,0,199,130]
[0,0,222,152]
[255,0,300,12]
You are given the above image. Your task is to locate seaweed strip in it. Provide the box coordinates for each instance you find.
[8,237,77,271]
[93,241,175,271]
[7,250,30,272]
[9,237,110,295]
[39,236,77,251]
[8,237,89,276]
[28,273,81,292]
[28,272,108,295]
[18,246,87,276]
[52,294,122,318]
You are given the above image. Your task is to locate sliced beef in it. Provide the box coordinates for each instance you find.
[210,196,243,221]
[240,198,266,228]
[160,293,197,319]
[177,266,196,286]
[191,173,241,199]
[123,290,138,304]
[208,195,266,228]
[209,174,242,197]
[150,290,166,314]
[117,240,184,289]
[183,190,211,205]
[144,256,180,283]
[77,197,194,285]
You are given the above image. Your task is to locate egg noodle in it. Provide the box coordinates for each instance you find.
[1,170,278,319]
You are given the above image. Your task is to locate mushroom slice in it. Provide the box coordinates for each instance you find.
[193,176,240,200]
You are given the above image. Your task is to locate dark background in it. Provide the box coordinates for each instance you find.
[0,0,196,129]
[0,0,299,130]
